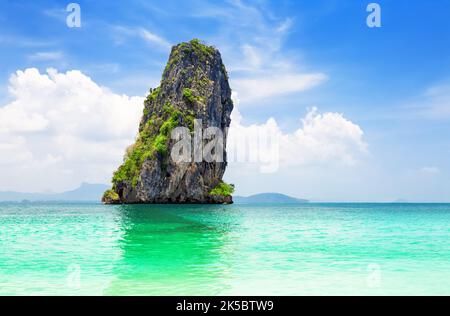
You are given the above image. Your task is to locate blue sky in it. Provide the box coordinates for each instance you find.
[1,0,450,202]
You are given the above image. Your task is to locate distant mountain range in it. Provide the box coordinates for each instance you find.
[0,184,308,204]
[0,183,109,202]
[233,193,308,204]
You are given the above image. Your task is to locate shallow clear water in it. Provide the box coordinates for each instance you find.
[0,203,449,295]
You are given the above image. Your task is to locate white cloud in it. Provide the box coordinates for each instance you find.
[0,35,56,47]
[420,166,440,175]
[0,68,144,192]
[280,107,368,166]
[0,134,33,165]
[416,84,450,118]
[42,8,66,23]
[228,93,368,172]
[191,1,327,103]
[112,26,171,51]
[276,18,294,33]
[231,73,327,102]
[425,85,450,118]
[241,44,263,69]
[28,51,64,62]
[138,28,172,50]
[0,105,48,133]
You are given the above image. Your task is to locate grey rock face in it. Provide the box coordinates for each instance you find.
[103,40,234,204]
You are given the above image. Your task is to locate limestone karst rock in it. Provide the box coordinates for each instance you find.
[103,39,234,204]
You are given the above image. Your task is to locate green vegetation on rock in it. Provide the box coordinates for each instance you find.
[146,87,160,103]
[189,38,216,58]
[209,181,235,197]
[164,39,216,76]
[183,88,204,104]
[183,88,195,103]
[112,101,196,189]
[102,189,120,203]
[143,88,160,117]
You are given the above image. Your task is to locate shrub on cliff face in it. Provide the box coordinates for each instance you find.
[189,38,216,59]
[183,88,196,103]
[210,182,235,197]
[164,39,216,77]
[102,189,120,204]
[146,87,160,104]
[183,88,204,105]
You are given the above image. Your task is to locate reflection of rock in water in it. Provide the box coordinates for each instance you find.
[104,204,232,295]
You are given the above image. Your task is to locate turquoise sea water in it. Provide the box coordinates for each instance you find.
[0,203,449,296]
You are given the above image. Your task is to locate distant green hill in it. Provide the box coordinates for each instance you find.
[234,193,308,204]
[0,183,109,202]
[0,187,309,204]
